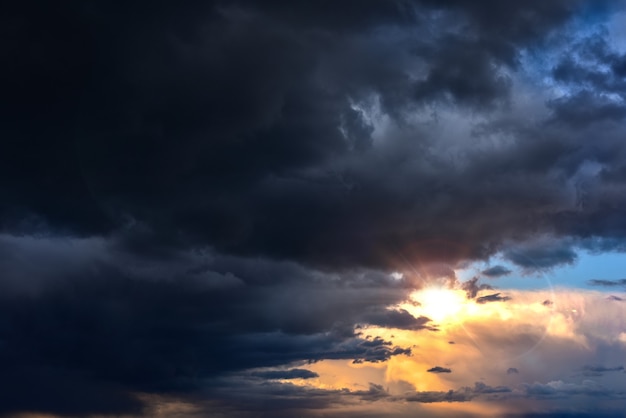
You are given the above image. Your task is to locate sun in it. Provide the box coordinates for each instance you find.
[411,287,466,323]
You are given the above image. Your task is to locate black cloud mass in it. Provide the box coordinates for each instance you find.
[2,0,626,417]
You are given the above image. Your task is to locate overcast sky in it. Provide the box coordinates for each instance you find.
[3,1,626,417]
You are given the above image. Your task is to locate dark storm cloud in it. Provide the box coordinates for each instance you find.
[482,265,512,278]
[549,32,626,126]
[4,0,626,416]
[412,35,512,109]
[0,234,415,416]
[2,0,623,271]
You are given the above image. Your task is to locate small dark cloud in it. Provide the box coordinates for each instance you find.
[476,293,511,304]
[588,279,626,287]
[461,277,493,299]
[427,366,452,373]
[251,369,319,380]
[606,295,624,302]
[351,337,412,364]
[542,300,554,306]
[448,341,455,344]
[507,368,519,374]
[482,265,512,278]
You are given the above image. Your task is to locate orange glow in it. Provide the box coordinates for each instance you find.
[240,289,620,416]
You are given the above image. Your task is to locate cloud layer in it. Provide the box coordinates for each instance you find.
[3,1,626,417]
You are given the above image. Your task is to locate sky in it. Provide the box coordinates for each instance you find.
[3,1,626,417]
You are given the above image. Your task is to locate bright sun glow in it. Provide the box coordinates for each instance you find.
[409,287,467,323]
